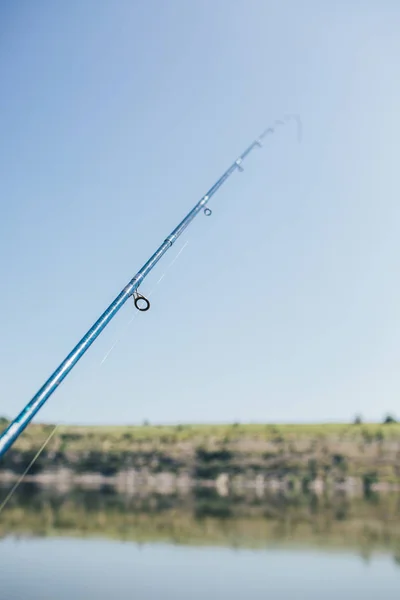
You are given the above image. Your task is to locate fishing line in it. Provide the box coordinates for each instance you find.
[0,239,191,511]
[0,424,59,514]
[0,205,213,508]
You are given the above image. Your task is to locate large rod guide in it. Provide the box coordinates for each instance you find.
[0,118,292,458]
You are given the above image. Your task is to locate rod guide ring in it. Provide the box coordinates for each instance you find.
[133,292,150,312]
[204,207,212,216]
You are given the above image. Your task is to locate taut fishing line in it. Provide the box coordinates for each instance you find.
[0,238,191,512]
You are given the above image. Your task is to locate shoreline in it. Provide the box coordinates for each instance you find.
[1,468,400,496]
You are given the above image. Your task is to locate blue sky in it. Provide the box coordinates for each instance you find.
[1,1,400,426]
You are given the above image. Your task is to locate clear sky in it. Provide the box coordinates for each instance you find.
[1,1,400,426]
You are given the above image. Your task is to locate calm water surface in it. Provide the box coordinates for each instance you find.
[0,538,399,599]
[0,485,399,599]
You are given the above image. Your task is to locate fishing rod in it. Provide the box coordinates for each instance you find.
[0,116,298,459]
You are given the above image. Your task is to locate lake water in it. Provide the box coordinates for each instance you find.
[0,484,399,599]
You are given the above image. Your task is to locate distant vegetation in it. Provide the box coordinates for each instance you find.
[383,414,398,425]
[0,418,399,493]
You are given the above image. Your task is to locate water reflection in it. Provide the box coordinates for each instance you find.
[1,483,400,563]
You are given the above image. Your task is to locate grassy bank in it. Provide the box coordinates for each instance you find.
[4,420,400,449]
[1,421,400,490]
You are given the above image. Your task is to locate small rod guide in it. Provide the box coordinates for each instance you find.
[0,117,296,458]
